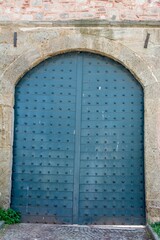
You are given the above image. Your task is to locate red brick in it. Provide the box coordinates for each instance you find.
[0,0,159,21]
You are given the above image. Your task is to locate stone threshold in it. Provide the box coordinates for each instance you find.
[63,224,146,229]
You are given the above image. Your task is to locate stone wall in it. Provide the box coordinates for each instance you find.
[0,0,160,21]
[0,22,160,223]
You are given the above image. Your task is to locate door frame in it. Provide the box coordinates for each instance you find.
[0,32,159,223]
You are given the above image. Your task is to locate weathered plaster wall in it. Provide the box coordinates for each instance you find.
[0,0,160,21]
[0,23,160,223]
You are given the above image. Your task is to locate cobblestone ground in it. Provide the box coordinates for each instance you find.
[0,224,153,240]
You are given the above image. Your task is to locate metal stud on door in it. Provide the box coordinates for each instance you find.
[11,52,145,225]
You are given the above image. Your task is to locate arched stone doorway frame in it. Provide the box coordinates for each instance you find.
[0,33,159,223]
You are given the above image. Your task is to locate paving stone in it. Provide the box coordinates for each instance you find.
[0,224,153,240]
[0,221,4,229]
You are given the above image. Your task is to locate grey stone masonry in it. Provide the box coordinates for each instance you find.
[0,21,160,223]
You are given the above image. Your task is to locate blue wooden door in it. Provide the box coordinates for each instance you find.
[11,52,145,224]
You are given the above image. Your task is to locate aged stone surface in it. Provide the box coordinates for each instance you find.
[0,27,159,92]
[0,105,13,147]
[144,85,160,222]
[0,104,13,209]
[0,23,160,223]
[0,0,159,21]
[0,146,12,209]
[0,224,153,240]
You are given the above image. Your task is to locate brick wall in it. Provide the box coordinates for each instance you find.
[0,0,159,21]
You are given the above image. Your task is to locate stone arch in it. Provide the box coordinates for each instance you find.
[0,33,158,98]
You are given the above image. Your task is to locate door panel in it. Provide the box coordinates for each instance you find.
[79,53,145,225]
[12,54,77,223]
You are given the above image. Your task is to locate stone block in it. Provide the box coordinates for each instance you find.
[0,105,13,148]
[0,147,12,208]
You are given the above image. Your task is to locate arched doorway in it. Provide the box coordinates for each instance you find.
[11,52,145,225]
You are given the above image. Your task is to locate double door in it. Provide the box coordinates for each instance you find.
[11,52,145,224]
